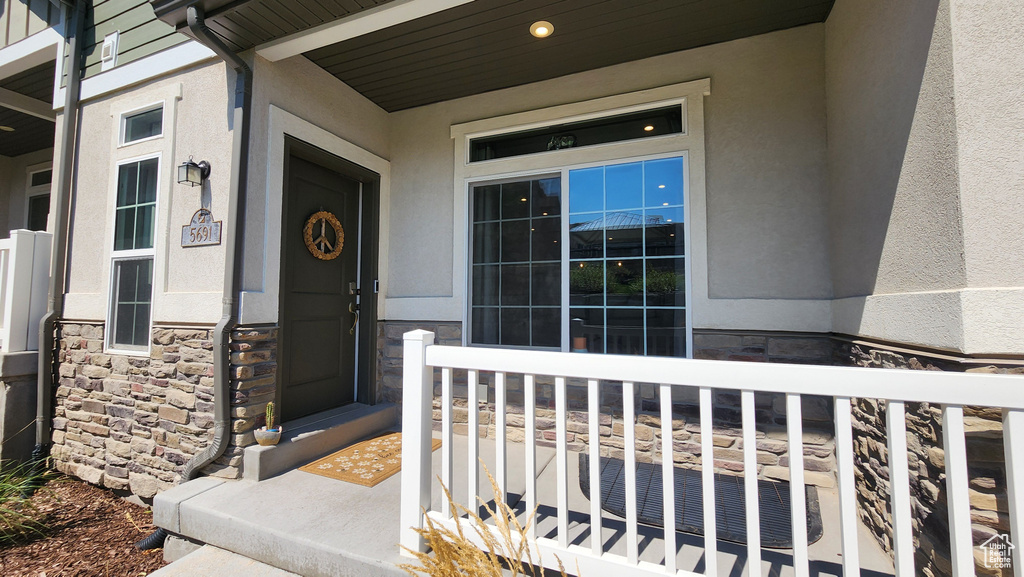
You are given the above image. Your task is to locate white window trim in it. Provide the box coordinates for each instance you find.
[105,153,160,355]
[118,101,165,147]
[441,79,711,355]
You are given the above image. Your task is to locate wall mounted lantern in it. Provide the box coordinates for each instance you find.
[177,156,211,187]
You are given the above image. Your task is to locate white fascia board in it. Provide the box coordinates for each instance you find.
[54,40,217,108]
[256,0,475,62]
[0,87,56,121]
[0,27,62,81]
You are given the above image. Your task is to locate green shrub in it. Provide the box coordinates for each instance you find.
[0,460,53,545]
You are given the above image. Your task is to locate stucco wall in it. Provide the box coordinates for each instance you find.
[826,0,1024,355]
[242,53,390,302]
[63,61,233,324]
[948,0,1024,354]
[386,24,832,315]
[0,148,53,237]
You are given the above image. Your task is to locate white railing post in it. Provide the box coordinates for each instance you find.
[886,400,915,576]
[1004,409,1024,577]
[400,329,435,555]
[28,231,51,351]
[943,405,975,577]
[416,341,1024,577]
[0,230,51,352]
[834,397,861,577]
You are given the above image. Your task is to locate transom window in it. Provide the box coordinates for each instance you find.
[468,156,688,356]
[122,106,163,144]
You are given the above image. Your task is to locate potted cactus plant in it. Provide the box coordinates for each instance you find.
[254,401,282,446]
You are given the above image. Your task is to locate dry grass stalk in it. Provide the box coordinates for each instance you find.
[400,464,574,577]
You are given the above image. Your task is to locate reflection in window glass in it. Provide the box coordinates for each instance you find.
[111,258,153,348]
[124,108,163,143]
[115,158,158,250]
[27,194,50,231]
[30,170,52,187]
[568,157,686,356]
[470,177,561,348]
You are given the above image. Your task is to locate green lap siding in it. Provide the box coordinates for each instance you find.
[80,0,187,80]
[0,0,60,49]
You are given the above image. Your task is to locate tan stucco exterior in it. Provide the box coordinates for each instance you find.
[827,0,1024,354]
[49,0,1024,356]
[0,148,52,237]
[62,62,233,326]
[387,23,833,310]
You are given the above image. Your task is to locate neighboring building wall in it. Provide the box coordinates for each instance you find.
[837,341,1021,577]
[386,24,832,331]
[826,0,1024,356]
[0,148,53,237]
[50,322,217,498]
[0,0,60,49]
[0,351,38,462]
[81,0,187,79]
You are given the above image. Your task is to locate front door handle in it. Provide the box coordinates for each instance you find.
[349,302,359,335]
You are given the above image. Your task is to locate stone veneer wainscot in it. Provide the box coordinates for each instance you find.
[51,323,218,498]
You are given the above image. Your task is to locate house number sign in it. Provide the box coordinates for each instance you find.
[304,210,344,261]
[181,208,222,247]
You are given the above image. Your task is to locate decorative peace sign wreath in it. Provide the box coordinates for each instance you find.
[303,210,345,261]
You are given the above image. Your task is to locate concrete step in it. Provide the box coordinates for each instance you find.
[150,545,300,576]
[154,433,556,577]
[244,402,399,481]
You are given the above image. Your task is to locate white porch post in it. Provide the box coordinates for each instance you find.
[399,329,435,555]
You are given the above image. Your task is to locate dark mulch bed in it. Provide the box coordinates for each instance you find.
[1,475,167,577]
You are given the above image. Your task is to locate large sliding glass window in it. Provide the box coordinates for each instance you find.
[470,177,562,348]
[468,157,687,356]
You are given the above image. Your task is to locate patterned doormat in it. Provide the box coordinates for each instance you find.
[298,432,441,487]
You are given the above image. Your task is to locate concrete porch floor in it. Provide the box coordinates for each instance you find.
[154,431,896,577]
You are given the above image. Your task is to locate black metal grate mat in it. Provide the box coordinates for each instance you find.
[579,454,823,548]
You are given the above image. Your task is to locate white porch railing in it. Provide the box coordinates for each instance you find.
[399,329,1024,577]
[0,230,51,353]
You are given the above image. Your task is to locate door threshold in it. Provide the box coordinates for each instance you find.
[243,403,398,482]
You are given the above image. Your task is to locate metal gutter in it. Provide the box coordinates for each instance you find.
[137,2,252,550]
[178,3,251,482]
[33,0,85,468]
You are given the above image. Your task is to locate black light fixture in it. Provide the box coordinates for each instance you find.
[177,156,210,187]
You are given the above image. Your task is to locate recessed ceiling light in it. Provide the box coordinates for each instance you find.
[658,185,666,189]
[644,125,655,132]
[0,126,14,132]
[530,21,554,38]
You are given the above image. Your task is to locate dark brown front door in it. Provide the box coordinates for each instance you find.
[280,153,360,422]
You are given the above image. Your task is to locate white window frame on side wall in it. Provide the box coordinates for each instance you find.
[451,79,712,357]
[105,152,161,355]
[117,101,165,147]
[24,162,53,231]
